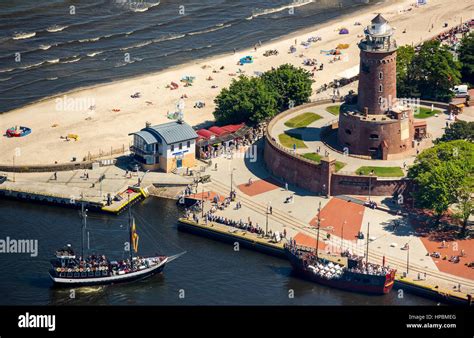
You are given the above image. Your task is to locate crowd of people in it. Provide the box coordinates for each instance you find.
[286,242,393,277]
[434,20,473,48]
[347,261,393,277]
[54,245,161,276]
[206,213,265,235]
[198,123,265,161]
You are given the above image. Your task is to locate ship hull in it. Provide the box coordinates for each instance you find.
[49,257,167,287]
[286,249,394,295]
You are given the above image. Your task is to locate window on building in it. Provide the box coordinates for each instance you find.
[179,143,182,150]
[378,96,383,104]
[379,72,383,80]
[187,140,191,148]
[369,134,379,140]
[171,144,174,152]
[379,84,383,92]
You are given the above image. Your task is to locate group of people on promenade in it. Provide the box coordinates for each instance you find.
[206,214,265,235]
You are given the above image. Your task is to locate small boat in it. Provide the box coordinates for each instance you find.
[49,196,183,286]
[5,126,31,137]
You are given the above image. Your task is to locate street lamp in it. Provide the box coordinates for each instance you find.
[230,168,236,199]
[265,202,271,237]
[406,243,410,275]
[341,220,346,254]
[368,170,374,202]
[201,185,204,219]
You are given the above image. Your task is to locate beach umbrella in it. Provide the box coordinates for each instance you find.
[339,28,349,34]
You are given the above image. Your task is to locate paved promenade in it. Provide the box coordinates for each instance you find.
[193,145,474,296]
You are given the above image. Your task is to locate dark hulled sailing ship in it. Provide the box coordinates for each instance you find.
[49,197,181,286]
[285,203,396,295]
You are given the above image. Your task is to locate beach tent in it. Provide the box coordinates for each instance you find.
[336,65,360,81]
[339,28,349,34]
[417,0,427,4]
[239,56,253,65]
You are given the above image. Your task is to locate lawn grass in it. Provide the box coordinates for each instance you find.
[302,152,322,162]
[326,105,341,116]
[334,161,346,172]
[302,152,346,172]
[414,107,441,119]
[278,132,307,148]
[356,166,404,177]
[284,112,322,128]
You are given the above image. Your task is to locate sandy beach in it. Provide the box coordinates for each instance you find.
[1,0,473,165]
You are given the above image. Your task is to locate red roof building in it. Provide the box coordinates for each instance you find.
[208,126,227,136]
[221,123,245,133]
[196,129,216,139]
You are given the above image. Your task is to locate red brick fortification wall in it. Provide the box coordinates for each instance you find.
[357,49,397,115]
[264,101,411,197]
[338,111,415,156]
[264,140,332,194]
[330,173,410,197]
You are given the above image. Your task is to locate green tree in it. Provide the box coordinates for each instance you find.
[261,64,313,111]
[411,40,461,102]
[396,45,416,98]
[453,184,474,234]
[435,120,474,143]
[408,140,474,228]
[213,75,278,124]
[458,32,474,86]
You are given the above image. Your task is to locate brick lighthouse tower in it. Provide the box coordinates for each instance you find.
[357,14,397,115]
[337,14,415,160]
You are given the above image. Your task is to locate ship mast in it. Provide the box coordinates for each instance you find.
[128,194,134,270]
[80,197,87,260]
[315,201,321,259]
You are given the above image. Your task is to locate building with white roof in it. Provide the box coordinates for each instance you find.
[129,120,198,172]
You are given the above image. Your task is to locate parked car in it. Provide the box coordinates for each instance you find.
[453,85,468,98]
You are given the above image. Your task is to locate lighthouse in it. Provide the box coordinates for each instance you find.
[337,14,416,160]
[357,14,398,115]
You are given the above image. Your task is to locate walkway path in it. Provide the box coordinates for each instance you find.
[196,148,474,295]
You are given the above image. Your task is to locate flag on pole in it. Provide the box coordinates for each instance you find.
[131,218,139,253]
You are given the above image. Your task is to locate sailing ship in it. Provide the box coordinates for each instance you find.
[285,202,396,295]
[49,197,180,286]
